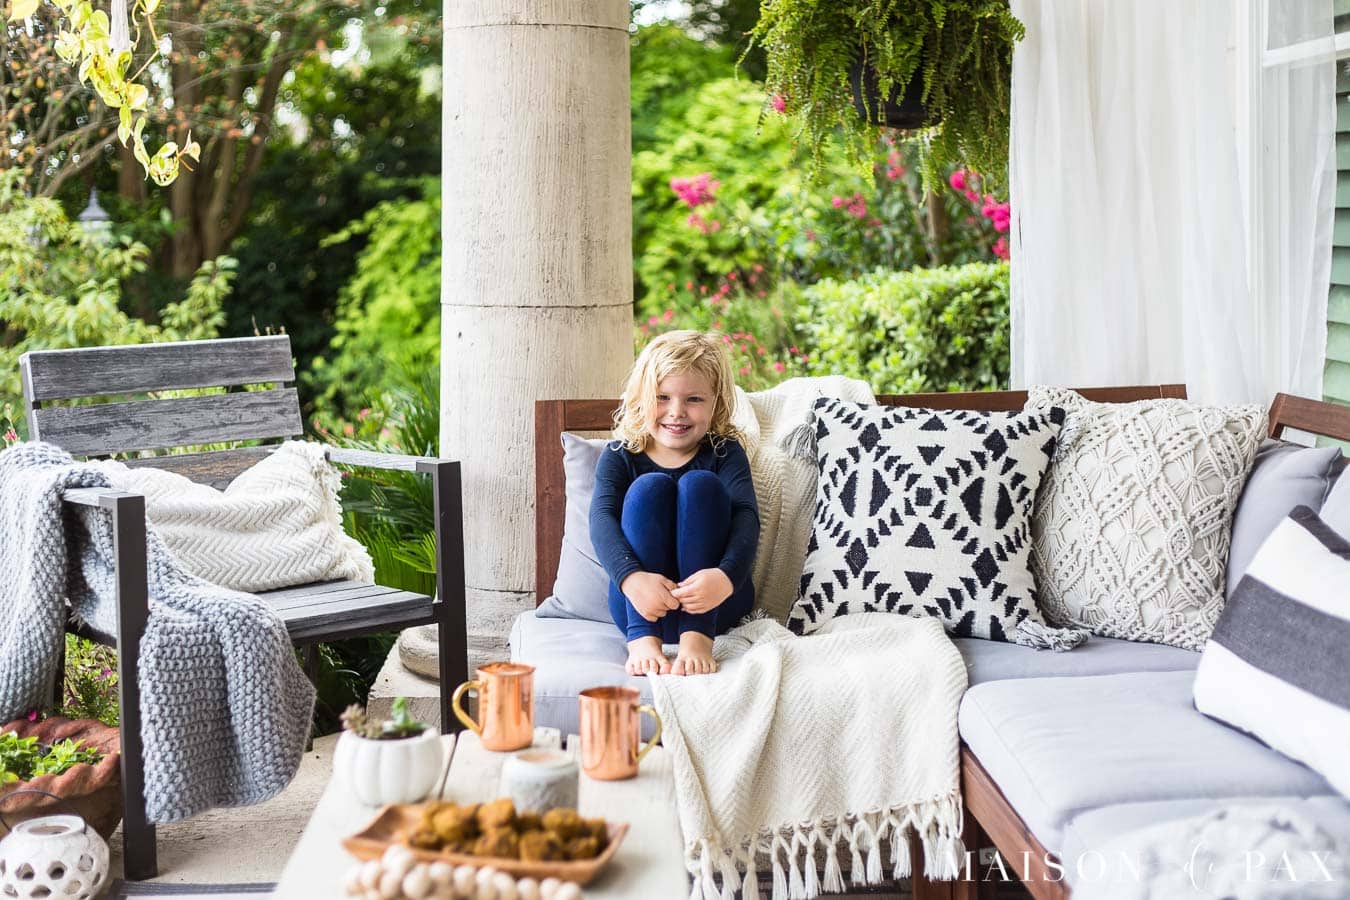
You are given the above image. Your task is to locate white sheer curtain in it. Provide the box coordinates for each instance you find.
[1008,0,1334,405]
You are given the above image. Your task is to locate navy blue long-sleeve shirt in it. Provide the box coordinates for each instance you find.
[589,438,760,593]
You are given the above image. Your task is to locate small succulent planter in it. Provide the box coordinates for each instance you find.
[333,699,443,806]
[0,718,121,840]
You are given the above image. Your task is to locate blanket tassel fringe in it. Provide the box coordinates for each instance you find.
[684,794,964,900]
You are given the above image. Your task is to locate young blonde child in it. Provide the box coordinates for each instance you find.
[590,331,759,676]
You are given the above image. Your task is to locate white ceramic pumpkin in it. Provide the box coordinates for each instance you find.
[333,727,443,805]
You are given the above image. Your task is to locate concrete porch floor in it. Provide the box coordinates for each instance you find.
[108,733,339,885]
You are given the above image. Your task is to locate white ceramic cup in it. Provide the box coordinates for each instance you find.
[500,748,579,813]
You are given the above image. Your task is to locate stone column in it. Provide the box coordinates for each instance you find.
[438,0,634,671]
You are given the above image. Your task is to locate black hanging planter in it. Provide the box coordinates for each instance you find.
[848,57,938,130]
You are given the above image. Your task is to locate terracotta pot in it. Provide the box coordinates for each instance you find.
[0,717,122,839]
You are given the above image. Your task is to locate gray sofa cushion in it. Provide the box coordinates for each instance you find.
[954,635,1198,686]
[1324,467,1350,540]
[508,610,655,739]
[958,671,1334,853]
[535,434,613,623]
[1226,439,1342,597]
[1058,796,1350,887]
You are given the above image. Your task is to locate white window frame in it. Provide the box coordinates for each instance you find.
[1235,0,1345,355]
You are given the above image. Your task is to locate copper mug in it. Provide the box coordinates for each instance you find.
[578,686,662,781]
[451,662,535,751]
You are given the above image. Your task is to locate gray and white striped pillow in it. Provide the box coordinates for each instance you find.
[1193,505,1350,797]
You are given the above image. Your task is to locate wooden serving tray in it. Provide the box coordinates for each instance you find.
[343,804,630,886]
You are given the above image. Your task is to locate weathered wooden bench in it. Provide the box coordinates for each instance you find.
[20,335,468,880]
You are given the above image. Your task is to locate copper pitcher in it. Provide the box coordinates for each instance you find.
[451,662,535,752]
[578,686,662,781]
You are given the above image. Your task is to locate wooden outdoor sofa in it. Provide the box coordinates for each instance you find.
[19,336,469,880]
[529,387,1350,899]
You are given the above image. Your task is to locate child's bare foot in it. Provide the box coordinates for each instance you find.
[625,636,670,675]
[672,631,716,675]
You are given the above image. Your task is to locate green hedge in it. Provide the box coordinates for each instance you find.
[801,262,1011,394]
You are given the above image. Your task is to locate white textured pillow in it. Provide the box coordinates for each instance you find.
[1026,387,1266,650]
[96,441,374,593]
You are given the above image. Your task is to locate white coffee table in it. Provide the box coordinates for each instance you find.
[274,729,688,898]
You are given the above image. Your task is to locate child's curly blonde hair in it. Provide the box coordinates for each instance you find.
[612,330,745,453]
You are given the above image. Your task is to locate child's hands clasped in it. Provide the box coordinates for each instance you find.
[621,571,680,622]
[671,568,733,614]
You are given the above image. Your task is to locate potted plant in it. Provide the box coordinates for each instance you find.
[0,717,121,838]
[747,0,1024,190]
[332,698,443,806]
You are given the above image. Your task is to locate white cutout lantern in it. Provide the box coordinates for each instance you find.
[0,814,110,900]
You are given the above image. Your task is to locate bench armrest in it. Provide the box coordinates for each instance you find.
[324,446,456,475]
[61,487,143,509]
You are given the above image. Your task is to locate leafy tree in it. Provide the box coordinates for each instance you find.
[306,177,440,420]
[152,0,369,277]
[0,169,234,416]
[1,4,118,197]
[226,50,441,379]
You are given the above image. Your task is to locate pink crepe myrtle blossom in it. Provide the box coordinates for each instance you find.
[949,170,968,191]
[671,173,719,209]
[686,212,721,234]
[3,429,16,444]
[992,237,1010,259]
[770,94,787,113]
[772,362,786,373]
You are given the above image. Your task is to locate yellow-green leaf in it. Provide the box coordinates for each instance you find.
[86,8,108,37]
[7,0,40,22]
[117,105,132,143]
[141,0,158,14]
[125,82,147,110]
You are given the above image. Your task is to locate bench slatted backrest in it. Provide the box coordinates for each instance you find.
[532,384,1188,606]
[21,336,300,488]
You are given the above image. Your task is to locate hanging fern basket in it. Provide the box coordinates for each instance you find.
[847,57,940,130]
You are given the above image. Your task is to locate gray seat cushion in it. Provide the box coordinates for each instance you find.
[1058,796,1350,887]
[954,635,1198,686]
[508,610,656,738]
[959,671,1335,853]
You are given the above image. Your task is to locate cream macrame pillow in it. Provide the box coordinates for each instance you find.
[96,441,374,593]
[1026,387,1266,650]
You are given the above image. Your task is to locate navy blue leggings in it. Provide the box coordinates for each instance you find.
[607,471,753,642]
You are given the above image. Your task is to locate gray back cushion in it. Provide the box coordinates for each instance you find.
[1226,439,1342,597]
[535,433,614,623]
[1322,464,1350,540]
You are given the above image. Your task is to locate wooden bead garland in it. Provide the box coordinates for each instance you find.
[342,845,583,900]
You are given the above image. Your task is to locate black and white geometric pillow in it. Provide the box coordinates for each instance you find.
[787,398,1087,649]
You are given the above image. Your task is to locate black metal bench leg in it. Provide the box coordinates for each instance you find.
[111,494,157,880]
[303,645,319,752]
[421,459,468,735]
[51,633,66,711]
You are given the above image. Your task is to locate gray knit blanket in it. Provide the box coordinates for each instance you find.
[0,442,316,824]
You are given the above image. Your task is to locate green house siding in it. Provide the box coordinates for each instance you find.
[1326,27,1350,448]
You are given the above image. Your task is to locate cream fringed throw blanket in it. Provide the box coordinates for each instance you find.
[732,376,876,623]
[650,613,968,900]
